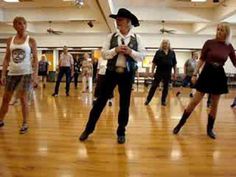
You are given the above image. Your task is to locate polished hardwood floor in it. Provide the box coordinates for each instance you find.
[0,82,235,177]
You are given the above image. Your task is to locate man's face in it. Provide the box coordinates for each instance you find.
[116,17,130,29]
[193,53,198,60]
[63,47,68,54]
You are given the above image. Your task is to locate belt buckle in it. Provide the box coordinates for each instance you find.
[211,62,220,68]
[115,67,125,74]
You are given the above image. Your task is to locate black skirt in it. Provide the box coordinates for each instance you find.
[38,71,48,76]
[195,63,228,94]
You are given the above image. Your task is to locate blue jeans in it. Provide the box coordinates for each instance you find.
[54,67,71,94]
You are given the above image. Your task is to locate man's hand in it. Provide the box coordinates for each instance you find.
[149,72,155,78]
[32,74,38,88]
[0,76,6,86]
[173,73,177,81]
[191,75,197,85]
[115,45,132,55]
[122,46,132,55]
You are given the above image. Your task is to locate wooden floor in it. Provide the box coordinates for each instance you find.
[0,82,236,177]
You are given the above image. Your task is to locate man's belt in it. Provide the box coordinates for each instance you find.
[115,67,126,73]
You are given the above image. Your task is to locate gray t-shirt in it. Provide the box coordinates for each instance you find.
[185,58,197,76]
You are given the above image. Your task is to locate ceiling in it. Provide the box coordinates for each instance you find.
[0,0,236,38]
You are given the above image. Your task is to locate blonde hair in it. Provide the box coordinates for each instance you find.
[216,22,232,45]
[160,39,171,50]
[41,55,47,61]
[13,16,27,27]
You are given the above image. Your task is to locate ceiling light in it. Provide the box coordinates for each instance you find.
[3,0,19,2]
[75,0,84,7]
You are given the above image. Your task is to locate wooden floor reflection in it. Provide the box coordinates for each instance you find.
[0,83,235,177]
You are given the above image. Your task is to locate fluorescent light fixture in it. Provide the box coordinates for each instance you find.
[191,0,207,2]
[3,0,19,2]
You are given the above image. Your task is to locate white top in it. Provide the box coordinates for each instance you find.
[8,35,32,75]
[97,58,107,75]
[102,29,146,68]
[81,59,93,77]
[60,53,74,67]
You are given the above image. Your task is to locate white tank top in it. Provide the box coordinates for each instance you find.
[8,35,32,75]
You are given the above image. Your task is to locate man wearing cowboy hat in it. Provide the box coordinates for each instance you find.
[79,8,146,144]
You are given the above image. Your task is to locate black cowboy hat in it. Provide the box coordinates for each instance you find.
[109,8,140,27]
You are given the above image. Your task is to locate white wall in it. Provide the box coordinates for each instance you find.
[0,33,235,73]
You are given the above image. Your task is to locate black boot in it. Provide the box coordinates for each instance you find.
[173,110,191,134]
[79,130,91,141]
[230,97,236,108]
[207,115,216,139]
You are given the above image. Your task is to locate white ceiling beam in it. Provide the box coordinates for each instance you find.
[214,0,236,21]
[193,0,236,34]
[96,0,115,32]
[2,7,102,22]
[113,7,213,23]
[192,22,210,33]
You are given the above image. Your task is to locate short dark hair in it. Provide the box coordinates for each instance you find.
[13,16,27,27]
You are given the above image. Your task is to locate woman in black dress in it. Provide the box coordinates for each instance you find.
[38,55,49,88]
[173,22,236,139]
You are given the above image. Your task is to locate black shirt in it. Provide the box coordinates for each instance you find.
[74,59,81,73]
[153,49,177,74]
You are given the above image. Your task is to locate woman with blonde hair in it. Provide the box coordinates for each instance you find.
[145,39,177,106]
[0,16,38,134]
[173,22,236,139]
[38,55,49,88]
[81,53,93,93]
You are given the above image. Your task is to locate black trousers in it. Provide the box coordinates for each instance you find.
[146,73,171,103]
[54,67,71,94]
[94,74,113,99]
[84,70,133,136]
[73,72,79,88]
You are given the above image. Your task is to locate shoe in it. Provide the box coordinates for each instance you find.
[79,131,91,141]
[52,93,58,97]
[19,124,28,134]
[176,92,181,97]
[230,98,236,108]
[189,93,193,98]
[43,84,46,88]
[161,102,167,106]
[207,115,216,139]
[108,101,112,107]
[66,93,69,97]
[117,136,126,144]
[173,110,191,134]
[0,121,4,127]
[144,100,149,105]
[231,103,236,108]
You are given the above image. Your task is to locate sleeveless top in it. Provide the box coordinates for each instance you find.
[8,35,32,75]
